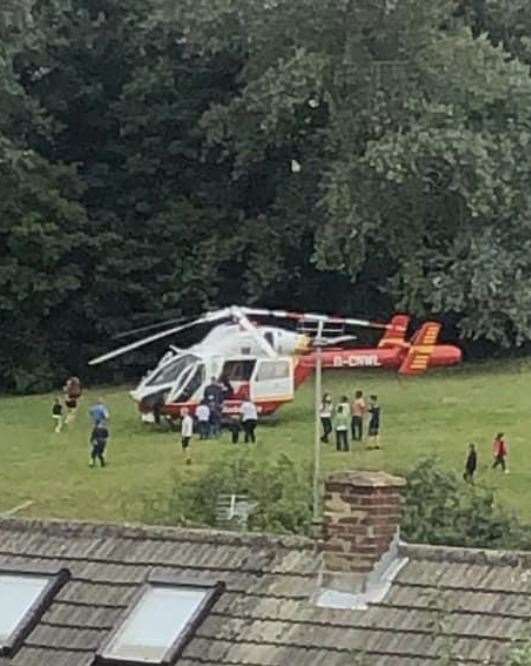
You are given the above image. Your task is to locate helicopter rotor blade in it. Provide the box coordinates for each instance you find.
[239,307,401,331]
[88,307,232,366]
[314,335,358,346]
[113,316,189,340]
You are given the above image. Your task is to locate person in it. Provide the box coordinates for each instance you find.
[204,377,223,406]
[64,376,82,400]
[152,395,164,426]
[351,390,367,441]
[367,395,381,449]
[195,401,210,440]
[51,398,64,433]
[492,433,508,473]
[334,404,349,452]
[240,399,258,443]
[89,398,110,426]
[63,376,82,424]
[463,443,477,483]
[89,422,109,468]
[180,408,193,464]
[319,393,333,443]
[225,415,241,444]
[220,375,234,401]
[208,399,222,438]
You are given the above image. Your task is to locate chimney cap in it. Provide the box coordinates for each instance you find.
[326,470,406,488]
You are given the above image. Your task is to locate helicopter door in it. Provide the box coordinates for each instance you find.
[250,359,293,404]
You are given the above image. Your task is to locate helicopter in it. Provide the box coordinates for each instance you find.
[89,306,461,419]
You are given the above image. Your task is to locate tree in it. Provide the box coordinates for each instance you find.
[0,0,251,388]
[163,0,531,345]
[0,0,91,391]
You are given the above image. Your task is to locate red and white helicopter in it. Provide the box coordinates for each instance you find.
[89,306,461,419]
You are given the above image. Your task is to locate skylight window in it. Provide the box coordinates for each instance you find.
[97,579,224,665]
[0,569,70,657]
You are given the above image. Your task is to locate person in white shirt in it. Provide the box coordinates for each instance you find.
[240,399,258,443]
[319,393,333,443]
[195,401,210,440]
[180,408,194,463]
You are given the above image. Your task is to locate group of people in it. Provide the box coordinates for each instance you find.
[180,376,259,463]
[320,390,381,451]
[463,433,509,483]
[49,373,514,485]
[51,377,111,469]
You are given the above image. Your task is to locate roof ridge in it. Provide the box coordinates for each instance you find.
[400,540,531,567]
[0,516,315,551]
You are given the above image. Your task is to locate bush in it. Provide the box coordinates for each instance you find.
[135,454,531,550]
[137,451,314,536]
[509,642,531,666]
[402,458,531,550]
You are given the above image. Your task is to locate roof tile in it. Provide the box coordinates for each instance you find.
[0,517,529,666]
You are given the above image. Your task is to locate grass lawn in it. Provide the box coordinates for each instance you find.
[1,359,531,524]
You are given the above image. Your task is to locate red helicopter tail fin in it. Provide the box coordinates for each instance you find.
[377,315,410,349]
[399,322,441,375]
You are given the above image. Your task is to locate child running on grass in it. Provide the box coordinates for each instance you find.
[492,433,509,474]
[463,443,477,483]
[89,422,109,468]
[52,398,64,433]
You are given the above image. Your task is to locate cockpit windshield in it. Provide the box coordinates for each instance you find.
[146,354,199,387]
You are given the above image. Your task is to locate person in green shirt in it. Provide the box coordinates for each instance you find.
[334,404,349,452]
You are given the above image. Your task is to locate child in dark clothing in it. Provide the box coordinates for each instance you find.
[463,443,477,483]
[366,395,381,449]
[90,423,109,467]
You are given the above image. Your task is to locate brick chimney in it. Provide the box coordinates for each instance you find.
[322,470,406,575]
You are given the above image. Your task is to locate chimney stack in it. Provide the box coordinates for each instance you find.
[322,470,406,575]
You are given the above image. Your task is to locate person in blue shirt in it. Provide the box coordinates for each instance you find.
[89,398,110,426]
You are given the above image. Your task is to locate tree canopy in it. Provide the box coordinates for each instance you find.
[2,0,531,390]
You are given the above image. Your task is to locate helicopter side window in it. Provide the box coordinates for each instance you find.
[147,354,198,386]
[255,360,290,382]
[222,360,256,382]
[175,364,205,403]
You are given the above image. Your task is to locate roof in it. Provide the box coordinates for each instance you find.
[0,517,530,665]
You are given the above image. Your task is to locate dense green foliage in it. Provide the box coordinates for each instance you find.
[139,451,314,535]
[141,453,531,549]
[402,458,531,550]
[3,0,531,390]
[509,643,531,666]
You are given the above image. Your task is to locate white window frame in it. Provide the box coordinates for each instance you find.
[0,567,70,657]
[96,576,224,665]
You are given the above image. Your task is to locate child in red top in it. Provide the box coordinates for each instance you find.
[492,433,508,473]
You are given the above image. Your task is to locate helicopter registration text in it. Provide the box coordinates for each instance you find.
[332,354,382,368]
